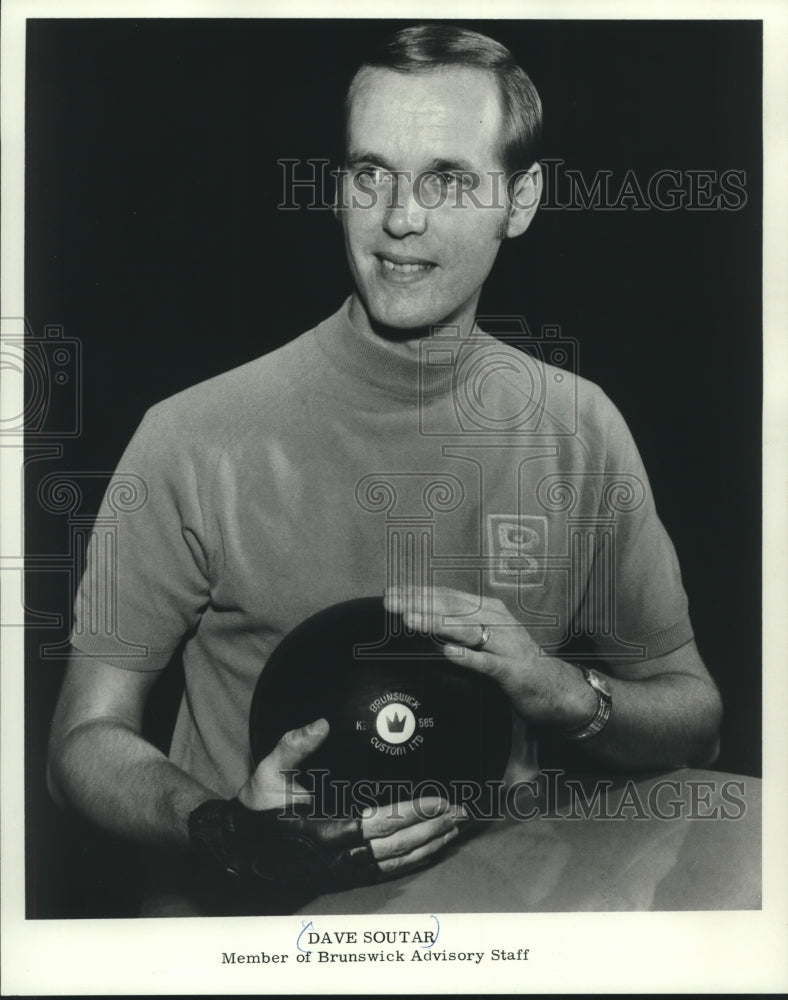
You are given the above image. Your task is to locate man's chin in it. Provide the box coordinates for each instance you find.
[368,314,431,342]
[364,302,451,341]
[351,289,468,341]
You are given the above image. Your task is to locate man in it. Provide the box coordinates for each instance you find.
[48,25,722,914]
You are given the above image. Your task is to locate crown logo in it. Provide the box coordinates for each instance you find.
[386,711,407,733]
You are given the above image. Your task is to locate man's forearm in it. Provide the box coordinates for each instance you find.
[48,719,216,848]
[542,656,722,771]
[386,589,723,773]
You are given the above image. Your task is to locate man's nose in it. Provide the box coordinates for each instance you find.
[383,174,427,238]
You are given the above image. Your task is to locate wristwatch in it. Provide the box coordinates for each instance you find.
[562,668,612,741]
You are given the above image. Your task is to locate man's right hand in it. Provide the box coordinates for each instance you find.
[233,717,467,883]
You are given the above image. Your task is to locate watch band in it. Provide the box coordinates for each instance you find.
[562,668,612,741]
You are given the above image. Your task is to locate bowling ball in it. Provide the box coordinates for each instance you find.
[249,596,512,815]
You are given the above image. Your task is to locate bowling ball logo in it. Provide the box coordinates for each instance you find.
[373,699,417,746]
[249,597,511,815]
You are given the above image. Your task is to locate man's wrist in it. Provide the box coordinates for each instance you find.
[188,798,243,876]
[187,797,377,890]
[561,667,613,741]
[552,660,599,731]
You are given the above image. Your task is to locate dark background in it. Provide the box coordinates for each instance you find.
[24,19,762,918]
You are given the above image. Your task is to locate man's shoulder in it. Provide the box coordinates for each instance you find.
[142,322,324,442]
[474,328,621,442]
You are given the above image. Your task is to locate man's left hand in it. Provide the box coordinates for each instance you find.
[384,585,593,730]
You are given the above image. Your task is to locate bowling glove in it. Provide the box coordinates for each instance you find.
[188,798,379,891]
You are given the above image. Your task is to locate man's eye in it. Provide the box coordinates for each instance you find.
[356,167,392,186]
[445,172,475,189]
[421,171,455,188]
[419,171,471,193]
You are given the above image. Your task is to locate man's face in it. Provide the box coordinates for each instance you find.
[340,66,522,335]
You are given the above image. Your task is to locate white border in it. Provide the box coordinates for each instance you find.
[2,0,787,994]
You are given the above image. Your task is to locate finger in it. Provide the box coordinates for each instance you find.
[255,717,329,778]
[369,809,467,861]
[385,585,479,615]
[384,586,481,618]
[400,612,491,648]
[376,826,460,878]
[386,589,514,645]
[239,719,329,810]
[441,643,498,676]
[361,796,457,839]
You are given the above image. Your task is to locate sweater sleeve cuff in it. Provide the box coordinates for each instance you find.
[614,615,695,664]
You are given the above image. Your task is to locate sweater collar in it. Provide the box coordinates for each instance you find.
[312,296,465,400]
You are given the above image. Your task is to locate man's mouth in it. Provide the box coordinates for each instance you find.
[376,253,436,275]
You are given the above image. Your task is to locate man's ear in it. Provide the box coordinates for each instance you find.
[504,162,543,239]
[333,165,348,224]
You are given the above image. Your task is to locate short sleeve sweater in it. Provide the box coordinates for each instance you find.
[71,299,692,796]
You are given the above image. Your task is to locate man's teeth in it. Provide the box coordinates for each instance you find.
[381,258,431,273]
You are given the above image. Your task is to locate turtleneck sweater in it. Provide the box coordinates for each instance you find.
[71,297,693,798]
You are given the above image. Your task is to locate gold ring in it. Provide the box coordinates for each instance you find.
[474,624,492,650]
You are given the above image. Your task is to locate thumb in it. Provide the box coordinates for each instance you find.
[239,718,330,811]
[264,717,330,773]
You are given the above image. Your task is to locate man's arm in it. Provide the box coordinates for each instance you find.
[47,652,214,847]
[555,639,722,769]
[384,587,722,771]
[48,648,466,877]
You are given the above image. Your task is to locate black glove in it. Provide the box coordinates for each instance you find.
[188,798,379,892]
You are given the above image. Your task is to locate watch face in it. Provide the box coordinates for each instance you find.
[586,669,612,698]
